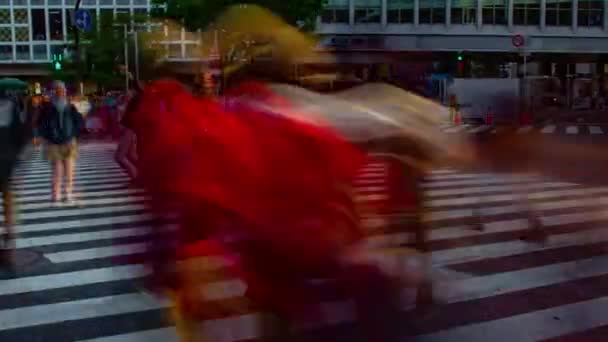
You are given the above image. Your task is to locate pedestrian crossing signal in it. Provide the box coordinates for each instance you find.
[52,53,63,70]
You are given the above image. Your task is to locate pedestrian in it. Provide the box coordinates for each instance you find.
[115,85,141,181]
[39,81,84,205]
[0,89,29,263]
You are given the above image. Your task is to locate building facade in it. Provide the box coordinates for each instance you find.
[0,0,202,76]
[318,0,608,54]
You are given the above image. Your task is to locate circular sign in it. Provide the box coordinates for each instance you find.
[512,34,525,48]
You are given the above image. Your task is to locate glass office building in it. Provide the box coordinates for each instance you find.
[0,0,199,66]
[319,0,608,53]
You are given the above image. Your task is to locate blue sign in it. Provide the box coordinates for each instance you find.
[74,9,92,32]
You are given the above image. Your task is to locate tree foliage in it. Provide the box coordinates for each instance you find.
[54,11,160,89]
[152,0,325,32]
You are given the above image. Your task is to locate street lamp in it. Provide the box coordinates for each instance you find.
[113,23,129,91]
[112,23,140,90]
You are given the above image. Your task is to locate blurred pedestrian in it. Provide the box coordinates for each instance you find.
[39,81,84,205]
[115,85,141,181]
[0,89,29,262]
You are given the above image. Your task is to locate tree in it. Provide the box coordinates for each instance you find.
[53,11,160,90]
[151,1,323,87]
[153,0,324,32]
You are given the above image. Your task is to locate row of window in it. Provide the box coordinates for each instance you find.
[0,0,148,6]
[0,8,153,42]
[322,0,604,27]
[0,42,199,61]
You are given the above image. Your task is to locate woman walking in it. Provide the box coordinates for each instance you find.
[39,81,84,205]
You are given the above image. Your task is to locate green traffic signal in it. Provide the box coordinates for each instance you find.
[51,53,63,70]
[457,55,463,61]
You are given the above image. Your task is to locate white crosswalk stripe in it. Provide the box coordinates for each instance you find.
[3,143,608,341]
[443,125,467,133]
[467,125,491,133]
[566,125,579,134]
[440,123,608,136]
[516,125,533,134]
[589,125,604,134]
[541,125,556,134]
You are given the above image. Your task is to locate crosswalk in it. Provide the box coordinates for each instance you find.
[441,123,608,136]
[3,142,608,341]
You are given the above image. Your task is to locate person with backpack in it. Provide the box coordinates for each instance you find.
[39,81,84,205]
[0,89,29,259]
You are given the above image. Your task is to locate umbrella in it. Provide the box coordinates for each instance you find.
[0,78,27,91]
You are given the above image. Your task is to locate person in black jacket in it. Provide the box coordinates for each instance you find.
[0,89,29,253]
[39,81,84,205]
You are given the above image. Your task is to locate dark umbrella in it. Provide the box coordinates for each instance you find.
[0,78,27,91]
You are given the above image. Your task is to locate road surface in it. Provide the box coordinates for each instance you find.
[1,142,608,341]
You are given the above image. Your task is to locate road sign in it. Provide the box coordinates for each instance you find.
[74,9,92,32]
[512,34,525,48]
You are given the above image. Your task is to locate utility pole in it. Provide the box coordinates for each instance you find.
[133,30,139,83]
[73,0,82,89]
[123,24,129,91]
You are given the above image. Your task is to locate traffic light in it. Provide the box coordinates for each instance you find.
[51,53,63,70]
[456,52,465,76]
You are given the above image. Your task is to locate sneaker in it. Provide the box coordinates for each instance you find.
[64,195,81,207]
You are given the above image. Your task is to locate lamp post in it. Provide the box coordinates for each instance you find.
[112,23,129,91]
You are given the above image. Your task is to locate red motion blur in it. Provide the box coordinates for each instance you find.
[129,80,368,310]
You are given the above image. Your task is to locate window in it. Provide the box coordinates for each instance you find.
[14,27,29,41]
[513,0,540,26]
[167,43,181,58]
[578,0,603,27]
[0,28,10,42]
[387,0,414,23]
[546,0,571,26]
[482,0,507,25]
[419,0,446,24]
[167,26,181,40]
[0,46,11,60]
[13,9,27,24]
[116,8,131,30]
[50,44,64,57]
[185,44,200,58]
[31,9,46,40]
[321,0,348,23]
[49,9,63,40]
[65,9,74,36]
[116,8,130,22]
[100,9,114,23]
[16,45,29,60]
[354,0,381,23]
[451,0,476,25]
[33,44,47,60]
[0,9,9,24]
[133,8,148,20]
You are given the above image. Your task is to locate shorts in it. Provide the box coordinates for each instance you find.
[46,140,78,161]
